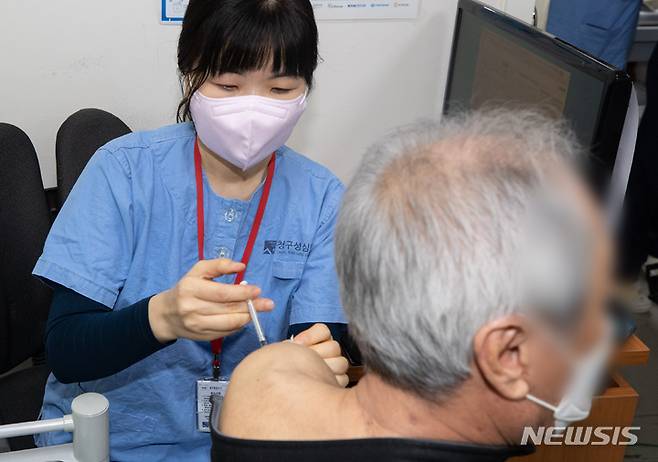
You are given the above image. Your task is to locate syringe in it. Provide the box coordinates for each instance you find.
[240,280,268,347]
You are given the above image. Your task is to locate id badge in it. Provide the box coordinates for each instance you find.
[196,378,229,432]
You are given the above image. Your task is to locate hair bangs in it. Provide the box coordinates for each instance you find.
[211,21,308,79]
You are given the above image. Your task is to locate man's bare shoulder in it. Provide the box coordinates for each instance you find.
[218,342,342,440]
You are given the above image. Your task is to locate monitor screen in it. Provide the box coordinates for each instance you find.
[444,0,632,191]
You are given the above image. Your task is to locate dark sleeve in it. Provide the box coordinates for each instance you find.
[45,282,174,384]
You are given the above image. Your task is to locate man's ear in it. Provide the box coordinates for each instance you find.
[472,315,530,401]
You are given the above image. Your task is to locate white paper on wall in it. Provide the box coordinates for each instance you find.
[161,0,188,23]
[161,0,420,24]
[312,1,420,20]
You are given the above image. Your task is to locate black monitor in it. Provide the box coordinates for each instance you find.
[444,0,632,193]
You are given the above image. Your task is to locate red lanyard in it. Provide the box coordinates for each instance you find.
[194,140,276,377]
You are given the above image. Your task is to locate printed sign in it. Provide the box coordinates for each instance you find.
[312,1,420,20]
[161,0,187,24]
[162,0,420,24]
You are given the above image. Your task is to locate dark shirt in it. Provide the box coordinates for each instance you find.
[211,431,534,462]
[44,282,346,384]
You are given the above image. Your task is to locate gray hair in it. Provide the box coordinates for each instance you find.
[335,109,594,399]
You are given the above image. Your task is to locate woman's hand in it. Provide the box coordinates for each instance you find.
[292,323,349,387]
[148,259,274,342]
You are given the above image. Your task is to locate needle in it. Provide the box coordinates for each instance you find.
[240,281,268,347]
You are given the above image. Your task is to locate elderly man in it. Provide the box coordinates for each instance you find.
[211,110,615,462]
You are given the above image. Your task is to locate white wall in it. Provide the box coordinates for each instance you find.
[0,0,533,188]
[0,1,455,188]
[481,0,535,24]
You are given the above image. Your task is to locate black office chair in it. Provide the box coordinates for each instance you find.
[0,124,53,451]
[56,108,131,207]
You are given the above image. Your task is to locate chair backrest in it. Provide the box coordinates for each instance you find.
[56,108,131,207]
[0,124,52,373]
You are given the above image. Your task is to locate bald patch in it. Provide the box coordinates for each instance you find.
[373,132,566,244]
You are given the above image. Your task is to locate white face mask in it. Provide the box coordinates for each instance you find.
[190,90,307,171]
[526,319,614,428]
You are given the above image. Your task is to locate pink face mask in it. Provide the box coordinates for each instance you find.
[190,90,307,171]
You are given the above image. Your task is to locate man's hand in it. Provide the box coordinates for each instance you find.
[292,323,349,387]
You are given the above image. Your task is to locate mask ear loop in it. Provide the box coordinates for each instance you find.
[523,323,573,415]
[299,88,309,106]
[526,393,558,413]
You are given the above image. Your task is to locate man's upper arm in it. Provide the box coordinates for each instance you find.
[219,342,336,438]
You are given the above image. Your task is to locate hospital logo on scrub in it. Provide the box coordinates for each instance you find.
[264,240,311,257]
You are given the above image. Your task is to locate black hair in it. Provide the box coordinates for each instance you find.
[177,0,319,122]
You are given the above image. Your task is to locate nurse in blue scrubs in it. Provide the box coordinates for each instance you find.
[33,0,348,460]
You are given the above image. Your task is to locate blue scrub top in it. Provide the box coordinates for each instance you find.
[547,0,641,69]
[33,122,346,461]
